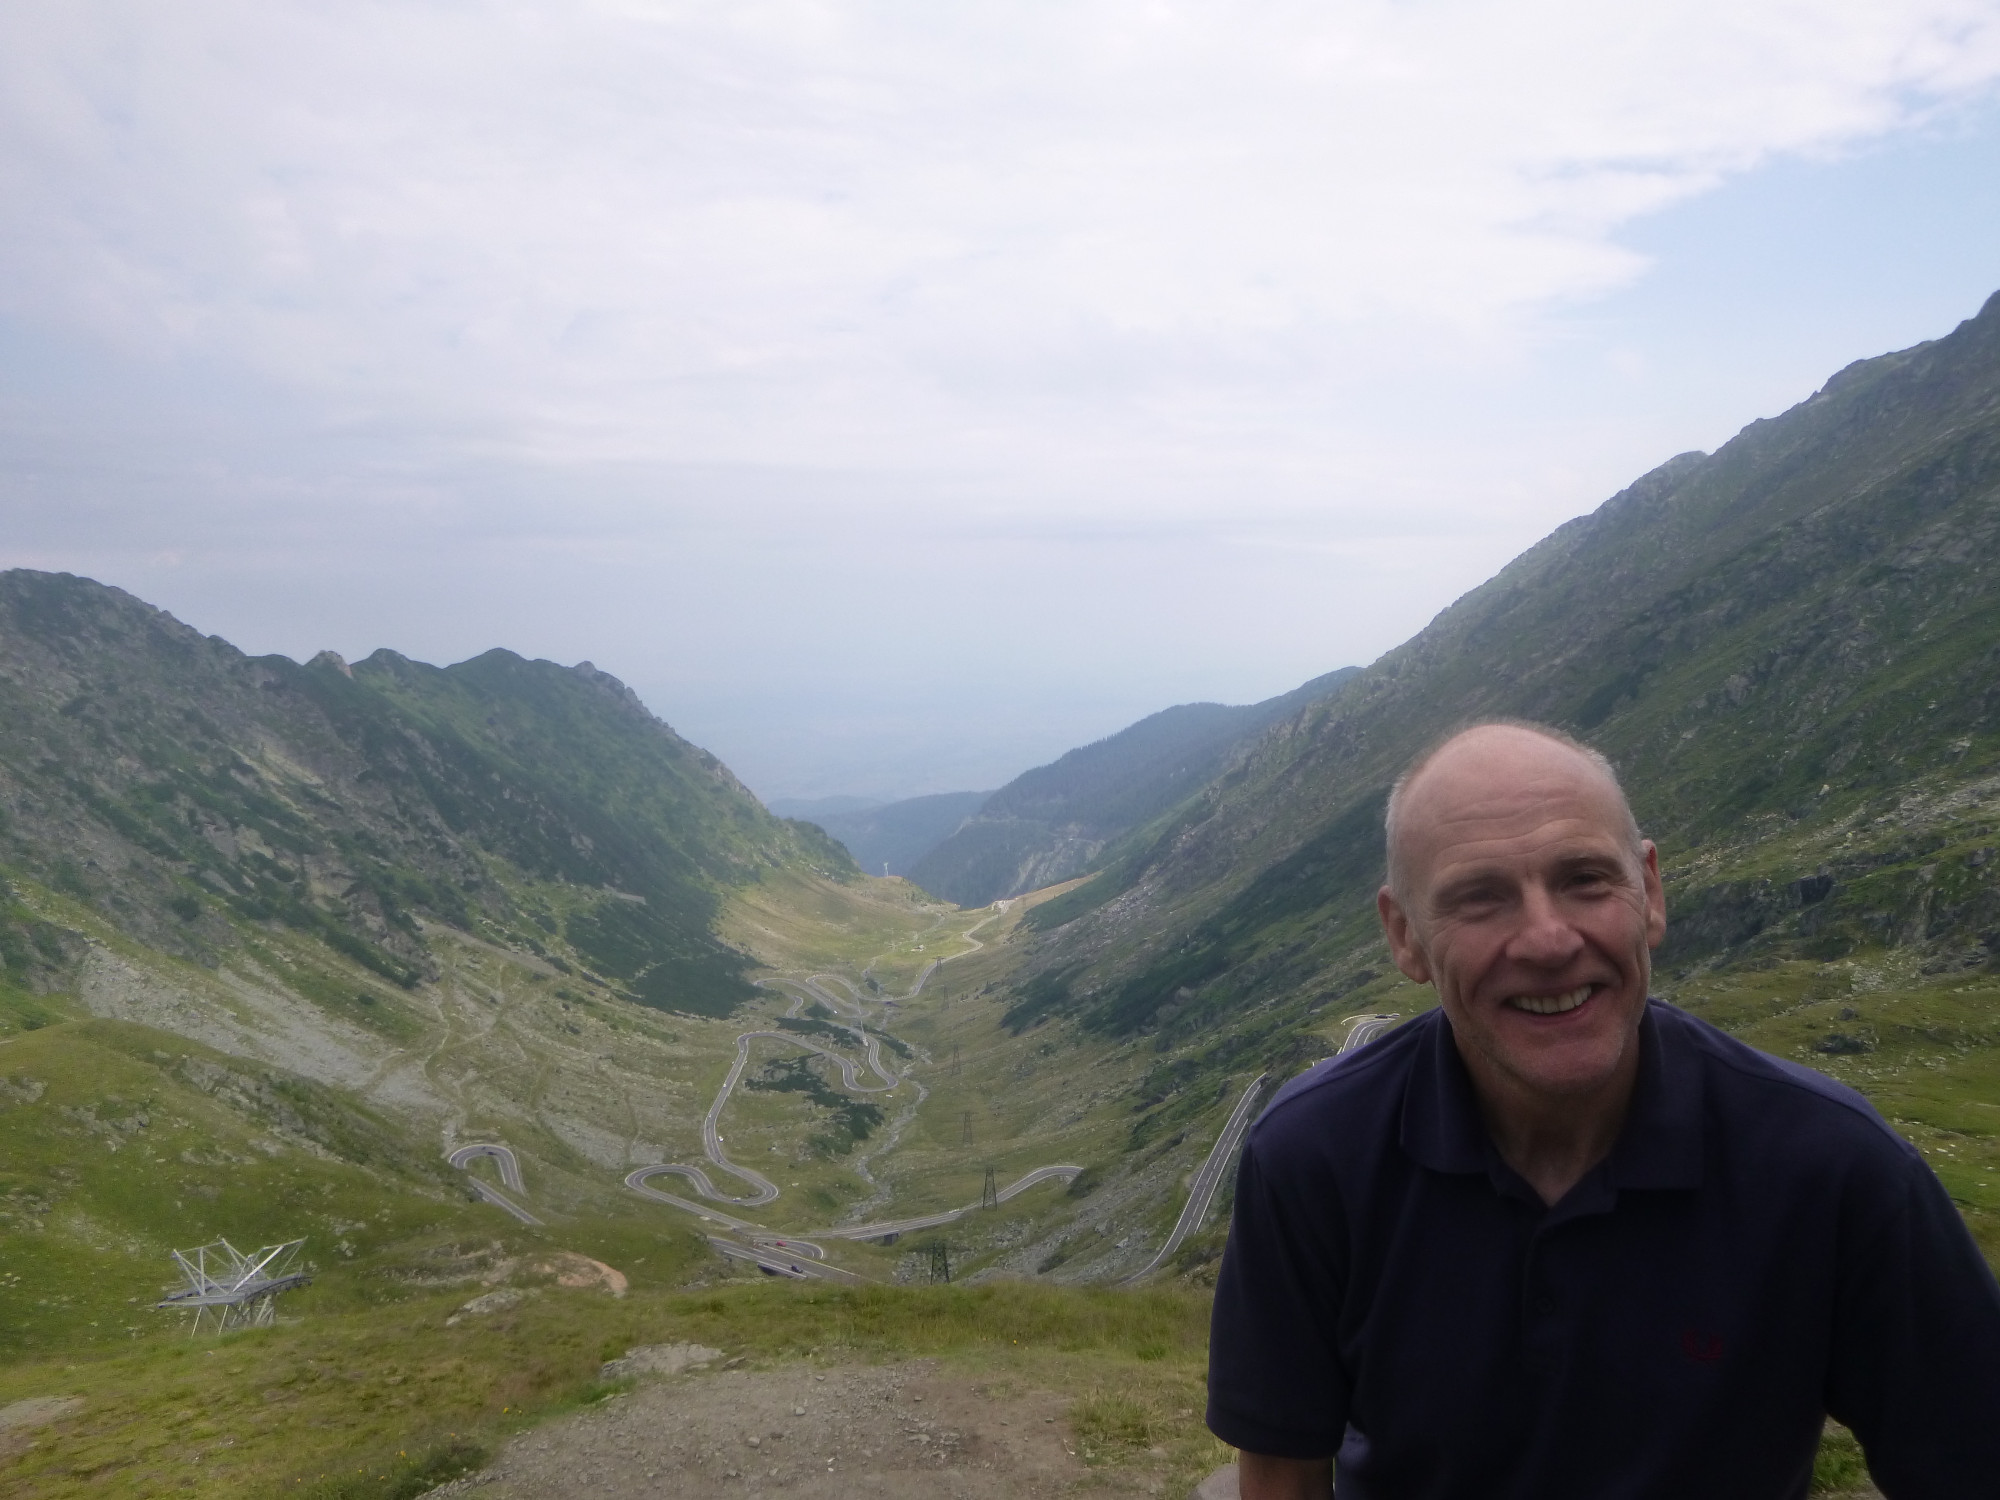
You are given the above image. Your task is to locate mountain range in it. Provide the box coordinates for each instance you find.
[6,288,2000,1393]
[989,293,2000,1257]
[794,669,1360,905]
[769,790,991,879]
[0,570,853,1018]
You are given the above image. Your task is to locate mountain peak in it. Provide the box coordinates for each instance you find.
[570,659,649,715]
[308,649,353,678]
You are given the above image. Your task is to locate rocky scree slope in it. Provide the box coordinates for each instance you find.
[0,570,854,1017]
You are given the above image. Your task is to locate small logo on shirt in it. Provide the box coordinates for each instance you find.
[1680,1329,1725,1364]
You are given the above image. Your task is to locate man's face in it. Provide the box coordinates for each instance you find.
[1377,729,1666,1109]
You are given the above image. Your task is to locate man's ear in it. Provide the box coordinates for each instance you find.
[1378,885,1433,984]
[1640,840,1666,949]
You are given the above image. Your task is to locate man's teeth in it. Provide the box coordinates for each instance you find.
[1509,986,1592,1015]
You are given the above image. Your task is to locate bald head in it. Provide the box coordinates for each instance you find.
[1384,722,1643,906]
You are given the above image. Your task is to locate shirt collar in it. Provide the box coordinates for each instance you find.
[1398,1000,1705,1193]
[1605,1001,1705,1191]
[1398,1009,1491,1175]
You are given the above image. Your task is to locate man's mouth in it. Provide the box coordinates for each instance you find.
[1506,985,1593,1016]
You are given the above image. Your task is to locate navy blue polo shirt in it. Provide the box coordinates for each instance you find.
[1207,1001,2000,1499]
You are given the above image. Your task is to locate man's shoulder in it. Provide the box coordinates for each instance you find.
[1249,1009,1439,1154]
[1655,1001,1917,1160]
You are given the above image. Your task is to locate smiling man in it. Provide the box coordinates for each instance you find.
[1205,722,2000,1499]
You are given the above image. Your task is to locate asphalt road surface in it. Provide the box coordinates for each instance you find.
[1121,1074,1268,1283]
[449,1142,543,1225]
[663,1024,904,1209]
[627,910,1081,1273]
[1118,1017,1406,1280]
[450,1142,528,1191]
[1339,1013,1403,1053]
[816,1165,1083,1242]
[624,1168,763,1231]
[704,1235,870,1284]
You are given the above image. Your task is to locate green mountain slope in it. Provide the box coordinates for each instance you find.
[0,570,853,1017]
[0,572,1274,1492]
[999,292,2000,1258]
[907,668,1359,905]
[0,998,479,1356]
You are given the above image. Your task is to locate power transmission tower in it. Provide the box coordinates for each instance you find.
[928,1241,952,1284]
[981,1166,998,1210]
[960,1110,973,1145]
[156,1238,311,1335]
[950,1045,960,1077]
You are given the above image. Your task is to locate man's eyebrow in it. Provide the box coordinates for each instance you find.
[1429,848,1631,904]
[1430,869,1510,905]
[1549,848,1632,878]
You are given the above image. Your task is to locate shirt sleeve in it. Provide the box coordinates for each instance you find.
[1825,1137,2000,1498]
[1206,1124,1351,1458]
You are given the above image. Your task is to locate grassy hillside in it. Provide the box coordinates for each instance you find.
[0,812,1246,1496]
[908,668,1358,905]
[0,1276,1220,1500]
[0,922,1878,1498]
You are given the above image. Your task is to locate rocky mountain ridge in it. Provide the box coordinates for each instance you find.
[0,570,853,1017]
[999,291,2000,1166]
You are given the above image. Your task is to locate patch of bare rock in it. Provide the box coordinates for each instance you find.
[454,1357,1149,1499]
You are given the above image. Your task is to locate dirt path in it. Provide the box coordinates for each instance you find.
[453,1358,1156,1499]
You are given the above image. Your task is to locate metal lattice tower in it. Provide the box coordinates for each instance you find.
[927,1241,952,1284]
[156,1238,311,1335]
[960,1110,973,1144]
[981,1167,998,1210]
[949,1045,961,1077]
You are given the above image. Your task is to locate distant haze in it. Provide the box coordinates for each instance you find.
[5,3,2000,799]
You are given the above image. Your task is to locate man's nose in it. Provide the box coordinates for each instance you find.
[1505,885,1584,966]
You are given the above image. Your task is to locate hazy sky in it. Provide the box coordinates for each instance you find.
[5,2,2000,801]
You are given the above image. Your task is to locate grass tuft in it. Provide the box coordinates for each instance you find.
[1811,1421,1869,1494]
[1072,1390,1155,1456]
[296,1438,487,1500]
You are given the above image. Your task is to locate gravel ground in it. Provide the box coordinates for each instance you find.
[453,1358,1152,1499]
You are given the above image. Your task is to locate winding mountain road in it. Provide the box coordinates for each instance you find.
[448,1142,543,1225]
[626,903,1085,1269]
[623,1168,763,1230]
[1119,1014,1406,1280]
[816,1164,1084,1242]
[1340,1012,1404,1053]
[639,1022,904,1208]
[450,1142,527,1191]
[703,1235,869,1284]
[1121,1074,1267,1283]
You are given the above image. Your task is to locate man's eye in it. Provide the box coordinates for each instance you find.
[1447,891,1504,913]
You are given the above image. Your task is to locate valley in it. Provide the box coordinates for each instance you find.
[0,573,1285,1495]
[0,844,1265,1500]
[13,294,2000,1499]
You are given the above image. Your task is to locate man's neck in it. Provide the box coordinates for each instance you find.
[1458,1045,1640,1208]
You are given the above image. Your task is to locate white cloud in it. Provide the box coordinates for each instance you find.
[4,0,2000,796]
[5,0,1997,489]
